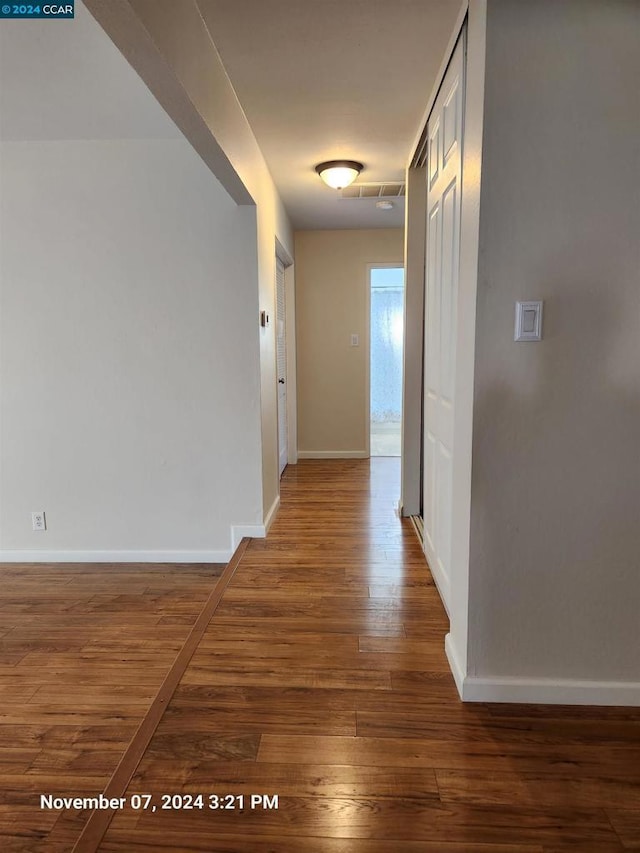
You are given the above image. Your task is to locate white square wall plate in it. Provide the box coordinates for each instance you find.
[515,300,543,341]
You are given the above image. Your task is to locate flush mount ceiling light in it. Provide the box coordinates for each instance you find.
[315,160,363,190]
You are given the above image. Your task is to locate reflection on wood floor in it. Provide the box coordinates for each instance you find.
[1,459,639,851]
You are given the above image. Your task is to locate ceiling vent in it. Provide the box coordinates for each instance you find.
[340,182,406,200]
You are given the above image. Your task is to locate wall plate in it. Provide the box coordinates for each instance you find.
[515,300,543,341]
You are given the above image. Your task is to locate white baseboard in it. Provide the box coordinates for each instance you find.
[231,525,264,551]
[424,549,451,617]
[459,674,640,706]
[445,632,466,699]
[297,450,368,459]
[264,494,280,532]
[231,495,279,550]
[444,634,640,707]
[3,504,282,565]
[444,633,640,706]
[0,549,232,564]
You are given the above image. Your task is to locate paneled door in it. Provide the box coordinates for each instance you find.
[423,34,465,611]
[276,256,288,477]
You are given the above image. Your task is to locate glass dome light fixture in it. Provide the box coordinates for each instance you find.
[315,160,363,190]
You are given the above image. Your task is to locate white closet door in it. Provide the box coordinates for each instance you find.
[423,35,465,610]
[276,256,288,477]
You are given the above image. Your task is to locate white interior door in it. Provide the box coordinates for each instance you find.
[423,36,465,610]
[276,256,288,477]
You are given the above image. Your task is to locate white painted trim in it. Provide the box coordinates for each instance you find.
[447,631,640,706]
[445,632,466,697]
[232,495,279,550]
[407,0,470,166]
[231,525,264,551]
[298,450,368,459]
[409,3,487,687]
[275,250,289,477]
[425,548,451,617]
[264,494,280,533]
[275,237,293,268]
[449,0,487,680]
[274,240,297,469]
[1,507,282,563]
[400,166,428,517]
[284,262,298,465]
[458,674,640,707]
[0,549,232,564]
[365,265,371,459]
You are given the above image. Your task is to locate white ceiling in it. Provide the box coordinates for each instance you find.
[197,0,461,229]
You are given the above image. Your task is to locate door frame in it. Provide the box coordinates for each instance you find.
[275,239,296,476]
[366,262,405,459]
[402,0,470,519]
[400,0,487,693]
[400,165,428,516]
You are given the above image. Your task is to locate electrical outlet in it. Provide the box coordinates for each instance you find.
[32,511,46,532]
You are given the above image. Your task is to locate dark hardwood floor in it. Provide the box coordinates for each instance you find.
[0,563,224,852]
[1,459,639,851]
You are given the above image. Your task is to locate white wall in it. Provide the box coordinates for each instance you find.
[465,0,640,698]
[0,139,262,560]
[85,0,295,525]
[0,5,264,561]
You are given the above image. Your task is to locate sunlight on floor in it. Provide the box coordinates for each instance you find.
[370,421,401,456]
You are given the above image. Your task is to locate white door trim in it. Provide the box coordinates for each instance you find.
[284,261,297,465]
[400,165,428,517]
[407,1,470,166]
[405,1,487,697]
[402,2,474,519]
[275,254,288,477]
[275,238,296,475]
[447,3,486,688]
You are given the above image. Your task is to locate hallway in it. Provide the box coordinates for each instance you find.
[1,460,639,851]
[97,461,640,850]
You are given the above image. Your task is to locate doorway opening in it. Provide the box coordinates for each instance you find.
[369,266,405,457]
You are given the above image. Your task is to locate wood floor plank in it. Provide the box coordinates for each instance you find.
[356,709,640,746]
[130,760,438,799]
[103,796,619,846]
[208,615,407,636]
[435,769,640,809]
[196,634,360,654]
[180,663,392,691]
[99,830,545,853]
[157,704,357,736]
[606,810,640,849]
[257,733,640,777]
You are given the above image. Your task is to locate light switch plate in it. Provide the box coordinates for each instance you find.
[515,300,543,341]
